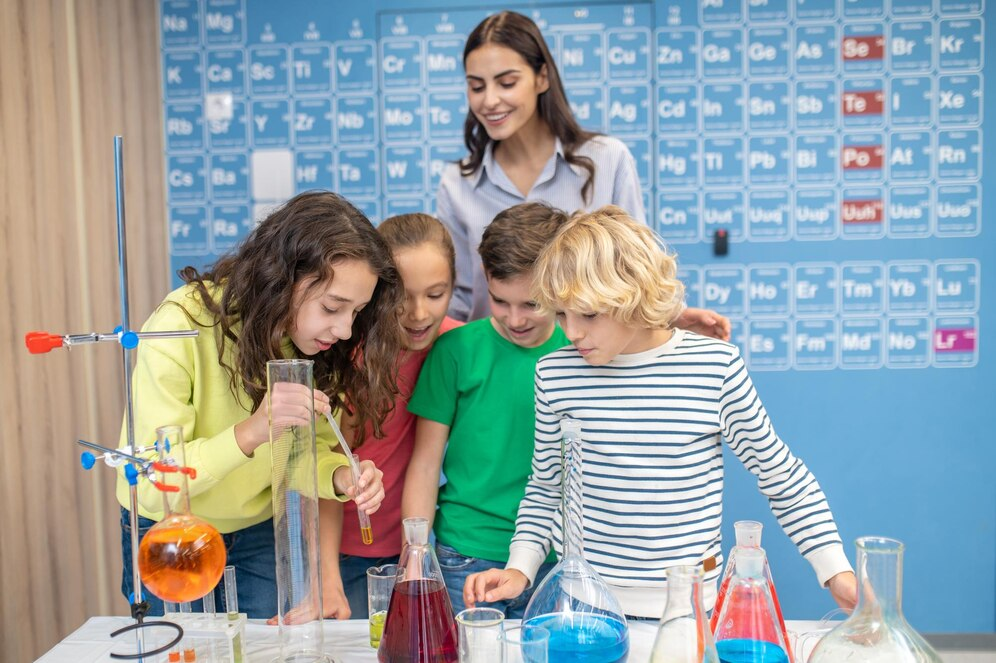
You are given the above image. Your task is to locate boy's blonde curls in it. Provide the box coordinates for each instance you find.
[532,205,685,328]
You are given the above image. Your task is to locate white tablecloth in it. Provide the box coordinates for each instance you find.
[36,616,832,662]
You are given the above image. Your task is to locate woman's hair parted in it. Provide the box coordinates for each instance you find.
[532,206,685,329]
[177,191,404,438]
[377,213,456,284]
[478,202,569,280]
[460,11,599,201]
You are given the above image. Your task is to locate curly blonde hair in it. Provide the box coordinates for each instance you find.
[532,205,685,328]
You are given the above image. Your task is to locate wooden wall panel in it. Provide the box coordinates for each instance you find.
[0,1,166,659]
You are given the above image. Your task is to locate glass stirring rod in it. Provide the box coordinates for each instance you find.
[323,411,374,544]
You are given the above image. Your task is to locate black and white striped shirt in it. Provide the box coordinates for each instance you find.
[506,329,851,618]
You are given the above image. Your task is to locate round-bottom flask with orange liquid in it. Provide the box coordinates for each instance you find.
[138,513,226,603]
[137,425,227,604]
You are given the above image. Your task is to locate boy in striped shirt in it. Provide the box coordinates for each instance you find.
[463,205,858,619]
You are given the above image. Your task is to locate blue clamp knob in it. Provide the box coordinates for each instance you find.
[80,452,96,470]
[120,331,139,349]
[124,464,139,486]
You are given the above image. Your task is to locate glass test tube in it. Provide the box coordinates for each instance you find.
[225,566,245,663]
[352,454,373,544]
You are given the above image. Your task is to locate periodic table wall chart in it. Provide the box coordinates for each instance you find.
[158,0,994,630]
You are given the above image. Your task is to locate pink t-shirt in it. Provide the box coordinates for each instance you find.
[341,317,463,556]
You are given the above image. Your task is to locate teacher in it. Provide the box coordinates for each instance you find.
[437,11,729,339]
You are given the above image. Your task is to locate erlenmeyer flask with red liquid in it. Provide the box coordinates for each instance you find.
[138,425,226,604]
[712,548,791,663]
[378,517,458,663]
[711,521,791,662]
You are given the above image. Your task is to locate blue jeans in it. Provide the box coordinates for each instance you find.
[435,542,556,619]
[119,507,278,619]
[339,553,400,620]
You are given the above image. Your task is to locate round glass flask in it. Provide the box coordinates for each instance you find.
[137,425,226,604]
[809,537,942,663]
[521,419,629,663]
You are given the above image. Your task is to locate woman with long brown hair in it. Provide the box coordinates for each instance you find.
[438,11,730,341]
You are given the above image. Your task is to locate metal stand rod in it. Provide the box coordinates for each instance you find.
[114,137,150,649]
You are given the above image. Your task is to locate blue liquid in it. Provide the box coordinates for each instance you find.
[717,639,789,663]
[523,613,629,663]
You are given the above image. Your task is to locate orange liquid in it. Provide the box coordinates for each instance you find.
[361,526,374,545]
[138,515,226,603]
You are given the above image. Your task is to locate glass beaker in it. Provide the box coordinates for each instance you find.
[378,517,459,662]
[368,563,399,649]
[650,566,719,663]
[501,625,550,663]
[521,419,629,663]
[138,425,226,604]
[710,521,791,661]
[809,537,942,663]
[268,359,330,663]
[713,548,791,663]
[456,608,505,663]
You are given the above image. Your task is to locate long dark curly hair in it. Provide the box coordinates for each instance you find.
[177,191,404,437]
[460,11,599,201]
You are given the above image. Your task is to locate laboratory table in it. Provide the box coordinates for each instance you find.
[36,616,835,662]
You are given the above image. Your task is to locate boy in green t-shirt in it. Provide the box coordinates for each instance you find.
[404,202,731,617]
[403,202,569,617]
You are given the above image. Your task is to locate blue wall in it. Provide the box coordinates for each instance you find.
[158,0,993,630]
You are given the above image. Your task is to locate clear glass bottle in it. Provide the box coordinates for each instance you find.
[521,419,629,663]
[710,521,791,662]
[713,548,791,663]
[809,537,942,663]
[379,517,459,663]
[268,359,330,663]
[138,425,226,604]
[650,566,719,663]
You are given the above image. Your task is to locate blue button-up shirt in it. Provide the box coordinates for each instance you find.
[436,135,646,321]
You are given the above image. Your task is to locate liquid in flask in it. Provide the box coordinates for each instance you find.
[521,419,629,663]
[137,425,226,604]
[378,517,458,663]
[711,521,791,662]
[712,548,790,663]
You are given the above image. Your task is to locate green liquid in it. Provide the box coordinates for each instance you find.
[228,612,244,663]
[369,610,387,648]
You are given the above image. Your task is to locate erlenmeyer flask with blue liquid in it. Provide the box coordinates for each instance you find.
[712,548,790,663]
[520,419,629,663]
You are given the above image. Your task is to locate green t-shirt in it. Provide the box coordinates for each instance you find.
[408,318,568,562]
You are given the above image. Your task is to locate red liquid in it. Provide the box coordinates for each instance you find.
[378,579,458,663]
[711,576,793,663]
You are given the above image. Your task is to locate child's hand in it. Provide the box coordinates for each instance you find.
[236,384,331,456]
[463,568,529,607]
[333,460,385,514]
[827,570,858,611]
[674,307,732,341]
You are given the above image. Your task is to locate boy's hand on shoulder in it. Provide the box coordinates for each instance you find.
[463,568,529,607]
[827,570,858,611]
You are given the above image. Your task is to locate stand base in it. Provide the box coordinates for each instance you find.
[108,619,183,660]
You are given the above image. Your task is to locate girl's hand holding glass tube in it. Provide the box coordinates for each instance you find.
[235,383,332,456]
[333,460,384,513]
